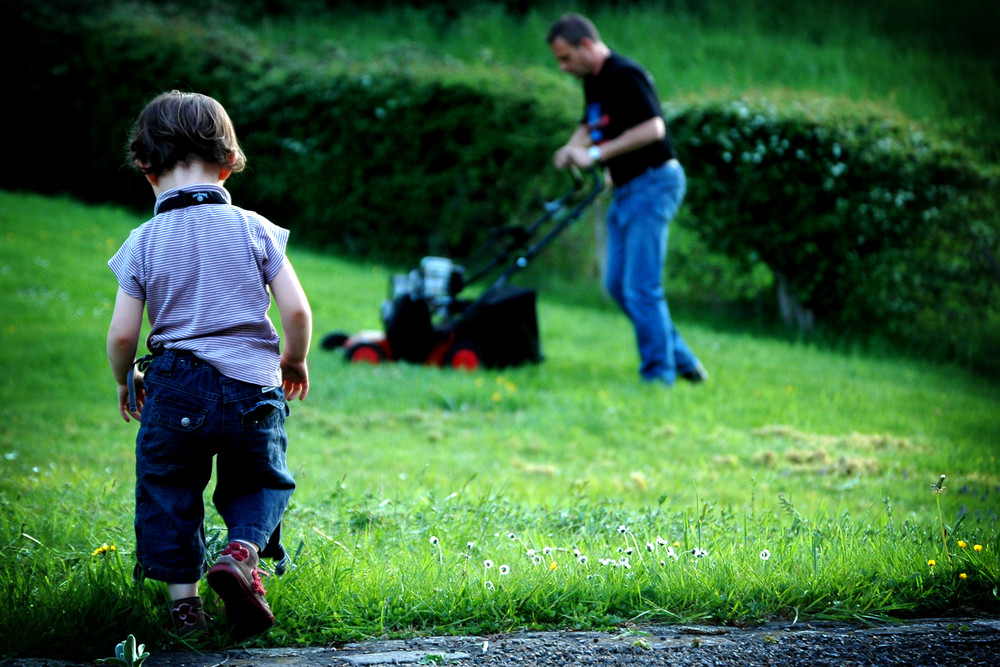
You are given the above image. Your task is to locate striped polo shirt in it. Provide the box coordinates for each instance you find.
[109,184,289,387]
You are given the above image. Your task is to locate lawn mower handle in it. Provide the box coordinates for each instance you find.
[487,166,605,288]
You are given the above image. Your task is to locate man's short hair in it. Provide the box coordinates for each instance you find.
[546,13,600,46]
[127,90,246,176]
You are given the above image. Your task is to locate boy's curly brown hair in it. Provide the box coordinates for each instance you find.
[127,90,246,176]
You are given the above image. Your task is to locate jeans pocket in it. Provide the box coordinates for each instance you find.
[137,396,211,475]
[148,396,208,432]
[240,399,287,427]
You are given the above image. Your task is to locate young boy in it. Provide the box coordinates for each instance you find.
[107,90,312,638]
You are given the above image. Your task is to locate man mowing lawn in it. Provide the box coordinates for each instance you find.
[548,13,708,387]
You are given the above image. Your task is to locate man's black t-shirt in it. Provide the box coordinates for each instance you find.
[582,52,676,186]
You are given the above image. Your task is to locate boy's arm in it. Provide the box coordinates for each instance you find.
[269,259,312,401]
[107,287,145,422]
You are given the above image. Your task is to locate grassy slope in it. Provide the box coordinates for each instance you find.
[2,190,996,515]
[1,185,998,656]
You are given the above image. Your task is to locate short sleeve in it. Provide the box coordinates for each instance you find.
[108,232,146,300]
[615,66,660,127]
[253,218,290,283]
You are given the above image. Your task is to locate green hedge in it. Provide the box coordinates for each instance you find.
[8,1,573,262]
[231,59,573,259]
[8,2,269,211]
[668,96,1000,357]
[8,1,999,366]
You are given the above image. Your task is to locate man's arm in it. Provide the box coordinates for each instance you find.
[107,287,145,422]
[269,259,312,401]
[559,116,666,169]
[592,116,665,161]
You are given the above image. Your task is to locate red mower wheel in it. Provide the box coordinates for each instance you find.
[445,343,483,370]
[346,342,386,364]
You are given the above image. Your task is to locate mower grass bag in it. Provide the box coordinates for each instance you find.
[450,286,541,369]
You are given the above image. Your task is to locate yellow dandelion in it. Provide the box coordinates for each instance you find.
[92,543,116,557]
[958,541,967,548]
[959,573,968,580]
[549,561,558,571]
[492,392,502,402]
[974,544,984,552]
[927,559,936,567]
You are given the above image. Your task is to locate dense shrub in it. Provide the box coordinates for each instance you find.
[7,1,269,210]
[7,1,571,261]
[669,96,1000,356]
[230,58,573,259]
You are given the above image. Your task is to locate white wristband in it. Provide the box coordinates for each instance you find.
[588,145,602,162]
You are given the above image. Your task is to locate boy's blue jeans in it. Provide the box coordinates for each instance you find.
[134,350,294,584]
[605,161,699,384]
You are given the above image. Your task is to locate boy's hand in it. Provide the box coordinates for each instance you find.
[117,373,144,422]
[281,358,309,401]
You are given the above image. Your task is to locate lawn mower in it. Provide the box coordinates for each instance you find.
[321,167,605,370]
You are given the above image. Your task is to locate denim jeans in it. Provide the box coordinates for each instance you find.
[605,161,699,384]
[134,350,294,584]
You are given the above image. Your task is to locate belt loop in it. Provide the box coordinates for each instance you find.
[161,349,176,378]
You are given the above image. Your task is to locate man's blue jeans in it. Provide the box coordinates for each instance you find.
[134,350,295,584]
[605,161,699,384]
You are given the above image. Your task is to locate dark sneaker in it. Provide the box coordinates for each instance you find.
[207,541,275,637]
[680,361,709,383]
[170,596,209,636]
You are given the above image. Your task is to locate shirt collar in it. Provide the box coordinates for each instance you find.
[154,184,231,215]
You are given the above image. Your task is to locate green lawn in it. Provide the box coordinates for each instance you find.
[0,190,997,658]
